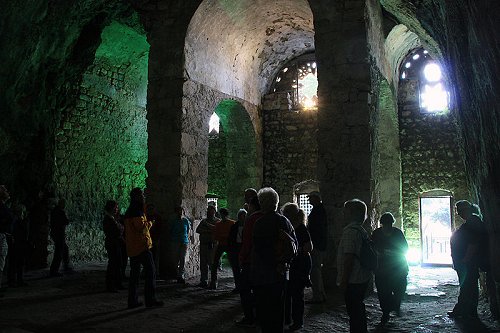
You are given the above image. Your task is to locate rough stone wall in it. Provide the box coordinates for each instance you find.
[262,92,318,205]
[54,56,148,260]
[370,67,403,229]
[398,78,469,242]
[309,0,372,286]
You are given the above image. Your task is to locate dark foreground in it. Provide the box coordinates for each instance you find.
[0,264,499,332]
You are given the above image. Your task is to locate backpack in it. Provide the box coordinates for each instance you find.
[350,226,378,271]
[274,216,298,275]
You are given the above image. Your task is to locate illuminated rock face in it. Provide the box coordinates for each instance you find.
[0,0,499,276]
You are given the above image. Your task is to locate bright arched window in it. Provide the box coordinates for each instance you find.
[400,48,450,113]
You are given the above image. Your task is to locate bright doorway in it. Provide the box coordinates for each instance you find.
[420,192,453,266]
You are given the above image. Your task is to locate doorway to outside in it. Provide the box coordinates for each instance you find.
[419,191,453,266]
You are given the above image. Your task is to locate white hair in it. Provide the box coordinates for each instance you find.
[257,187,279,213]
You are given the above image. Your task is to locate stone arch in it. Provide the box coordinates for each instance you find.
[208,99,260,217]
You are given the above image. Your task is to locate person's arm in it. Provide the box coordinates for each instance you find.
[339,253,355,291]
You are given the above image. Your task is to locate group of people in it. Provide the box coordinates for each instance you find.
[0,185,73,296]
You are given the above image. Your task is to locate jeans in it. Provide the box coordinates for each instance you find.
[453,263,479,316]
[345,281,369,333]
[50,235,70,274]
[310,249,326,301]
[128,250,157,306]
[199,241,213,284]
[375,273,407,314]
[169,242,188,279]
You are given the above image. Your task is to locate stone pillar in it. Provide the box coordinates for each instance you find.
[141,3,204,279]
[310,0,372,287]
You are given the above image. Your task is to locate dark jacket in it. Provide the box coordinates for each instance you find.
[307,203,327,251]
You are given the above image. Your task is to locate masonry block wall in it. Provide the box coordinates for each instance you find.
[398,77,469,243]
[262,92,318,205]
[54,36,149,261]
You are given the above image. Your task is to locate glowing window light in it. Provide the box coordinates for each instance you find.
[423,50,429,54]
[283,67,288,73]
[405,62,411,68]
[209,113,220,133]
[276,76,281,82]
[412,54,420,60]
[312,62,317,69]
[423,63,442,82]
[406,247,421,265]
[298,72,318,109]
[420,83,449,112]
[401,72,406,79]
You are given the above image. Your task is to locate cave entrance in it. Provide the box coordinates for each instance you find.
[419,191,453,266]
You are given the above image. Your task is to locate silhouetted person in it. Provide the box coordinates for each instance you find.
[307,191,327,303]
[49,199,71,276]
[228,209,247,293]
[124,188,162,309]
[243,188,258,212]
[0,185,13,291]
[337,199,372,333]
[103,200,124,292]
[471,204,499,319]
[196,204,218,287]
[448,200,482,319]
[11,204,30,287]
[251,187,297,333]
[236,195,263,327]
[210,208,235,289]
[372,212,408,325]
[168,204,191,284]
[282,203,312,332]
[28,190,50,269]
[448,200,484,319]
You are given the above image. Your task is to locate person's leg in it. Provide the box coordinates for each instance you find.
[105,243,114,291]
[310,249,326,301]
[291,281,305,327]
[62,239,70,270]
[375,274,393,317]
[199,242,209,285]
[284,281,292,326]
[392,274,407,314]
[255,282,285,333]
[0,234,8,287]
[345,282,368,333]
[140,250,157,306]
[238,264,255,323]
[128,255,141,307]
[177,243,188,280]
[228,250,241,290]
[50,237,62,275]
[210,245,224,288]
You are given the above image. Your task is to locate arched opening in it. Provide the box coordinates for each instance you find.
[207,100,259,217]
[293,179,319,216]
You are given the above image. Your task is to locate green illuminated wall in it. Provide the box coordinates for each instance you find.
[54,21,149,260]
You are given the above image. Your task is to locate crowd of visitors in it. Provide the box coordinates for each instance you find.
[0,182,496,332]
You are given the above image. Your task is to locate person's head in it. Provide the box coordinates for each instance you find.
[455,200,473,220]
[244,188,258,204]
[0,185,10,203]
[219,208,229,219]
[343,199,367,224]
[258,187,279,213]
[308,191,322,206]
[380,212,395,228]
[207,205,216,218]
[237,209,247,222]
[130,187,145,205]
[247,195,261,214]
[105,200,118,215]
[282,202,306,228]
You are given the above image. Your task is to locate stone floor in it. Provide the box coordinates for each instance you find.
[0,263,499,332]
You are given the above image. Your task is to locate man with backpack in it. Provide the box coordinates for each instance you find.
[337,199,372,333]
[251,187,297,333]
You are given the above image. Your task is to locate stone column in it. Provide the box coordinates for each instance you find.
[310,0,372,287]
